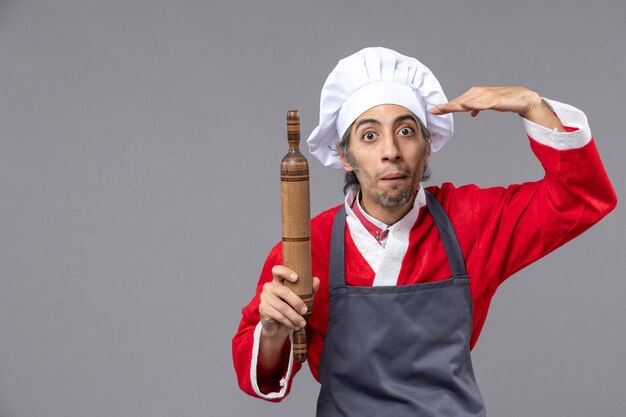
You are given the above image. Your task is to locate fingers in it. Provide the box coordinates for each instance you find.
[259,287,307,330]
[429,102,460,115]
[430,87,493,115]
[431,102,478,115]
[260,268,321,337]
[271,265,308,313]
[271,266,320,311]
[264,279,308,313]
[259,267,309,335]
[271,265,298,284]
[430,86,542,117]
[312,277,321,294]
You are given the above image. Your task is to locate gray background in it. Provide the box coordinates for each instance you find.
[0,0,624,416]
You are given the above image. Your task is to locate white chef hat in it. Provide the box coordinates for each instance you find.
[307,47,453,171]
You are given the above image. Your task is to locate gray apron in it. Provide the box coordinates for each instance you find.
[316,191,486,417]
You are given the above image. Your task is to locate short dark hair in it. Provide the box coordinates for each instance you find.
[335,122,432,195]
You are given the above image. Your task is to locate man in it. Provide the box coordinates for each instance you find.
[232,47,616,416]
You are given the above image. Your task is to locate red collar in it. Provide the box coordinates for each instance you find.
[352,200,389,244]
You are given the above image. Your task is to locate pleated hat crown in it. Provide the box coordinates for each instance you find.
[307,47,453,171]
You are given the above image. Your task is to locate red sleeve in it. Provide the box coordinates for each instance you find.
[457,136,617,289]
[231,242,303,402]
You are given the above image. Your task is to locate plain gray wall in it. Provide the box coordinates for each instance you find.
[1,0,624,416]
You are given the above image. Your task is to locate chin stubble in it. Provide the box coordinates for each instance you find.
[349,159,419,209]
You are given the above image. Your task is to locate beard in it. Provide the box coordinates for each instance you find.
[346,152,421,209]
[367,179,417,208]
[364,168,420,208]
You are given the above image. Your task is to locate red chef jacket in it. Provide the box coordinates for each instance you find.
[232,99,617,401]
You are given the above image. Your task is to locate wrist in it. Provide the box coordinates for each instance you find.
[521,93,566,132]
[519,90,543,119]
[258,328,290,382]
[260,327,289,352]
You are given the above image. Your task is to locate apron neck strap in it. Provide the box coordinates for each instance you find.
[424,190,467,277]
[329,205,347,289]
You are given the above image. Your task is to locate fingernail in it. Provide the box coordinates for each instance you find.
[290,273,297,281]
[299,321,306,328]
[300,306,307,315]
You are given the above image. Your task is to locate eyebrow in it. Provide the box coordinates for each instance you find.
[395,114,419,125]
[354,114,419,131]
[354,118,381,131]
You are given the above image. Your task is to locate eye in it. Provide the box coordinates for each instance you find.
[362,131,377,142]
[399,127,414,136]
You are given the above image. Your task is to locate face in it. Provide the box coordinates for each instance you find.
[340,104,431,216]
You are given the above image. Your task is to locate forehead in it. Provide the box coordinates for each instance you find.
[353,104,419,126]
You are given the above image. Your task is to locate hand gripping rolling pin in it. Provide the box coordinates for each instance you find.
[280,110,313,363]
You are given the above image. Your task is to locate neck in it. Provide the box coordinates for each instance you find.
[359,192,416,225]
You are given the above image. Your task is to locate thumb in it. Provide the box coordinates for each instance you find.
[312,277,321,294]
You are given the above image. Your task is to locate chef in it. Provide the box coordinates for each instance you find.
[232,47,617,416]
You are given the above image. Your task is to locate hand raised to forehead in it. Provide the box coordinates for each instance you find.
[430,86,546,117]
[430,86,565,131]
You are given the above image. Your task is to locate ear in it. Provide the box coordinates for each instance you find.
[338,149,354,172]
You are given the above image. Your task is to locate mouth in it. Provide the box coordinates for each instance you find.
[380,172,408,181]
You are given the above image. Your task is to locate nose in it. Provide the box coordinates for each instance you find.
[381,135,401,162]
